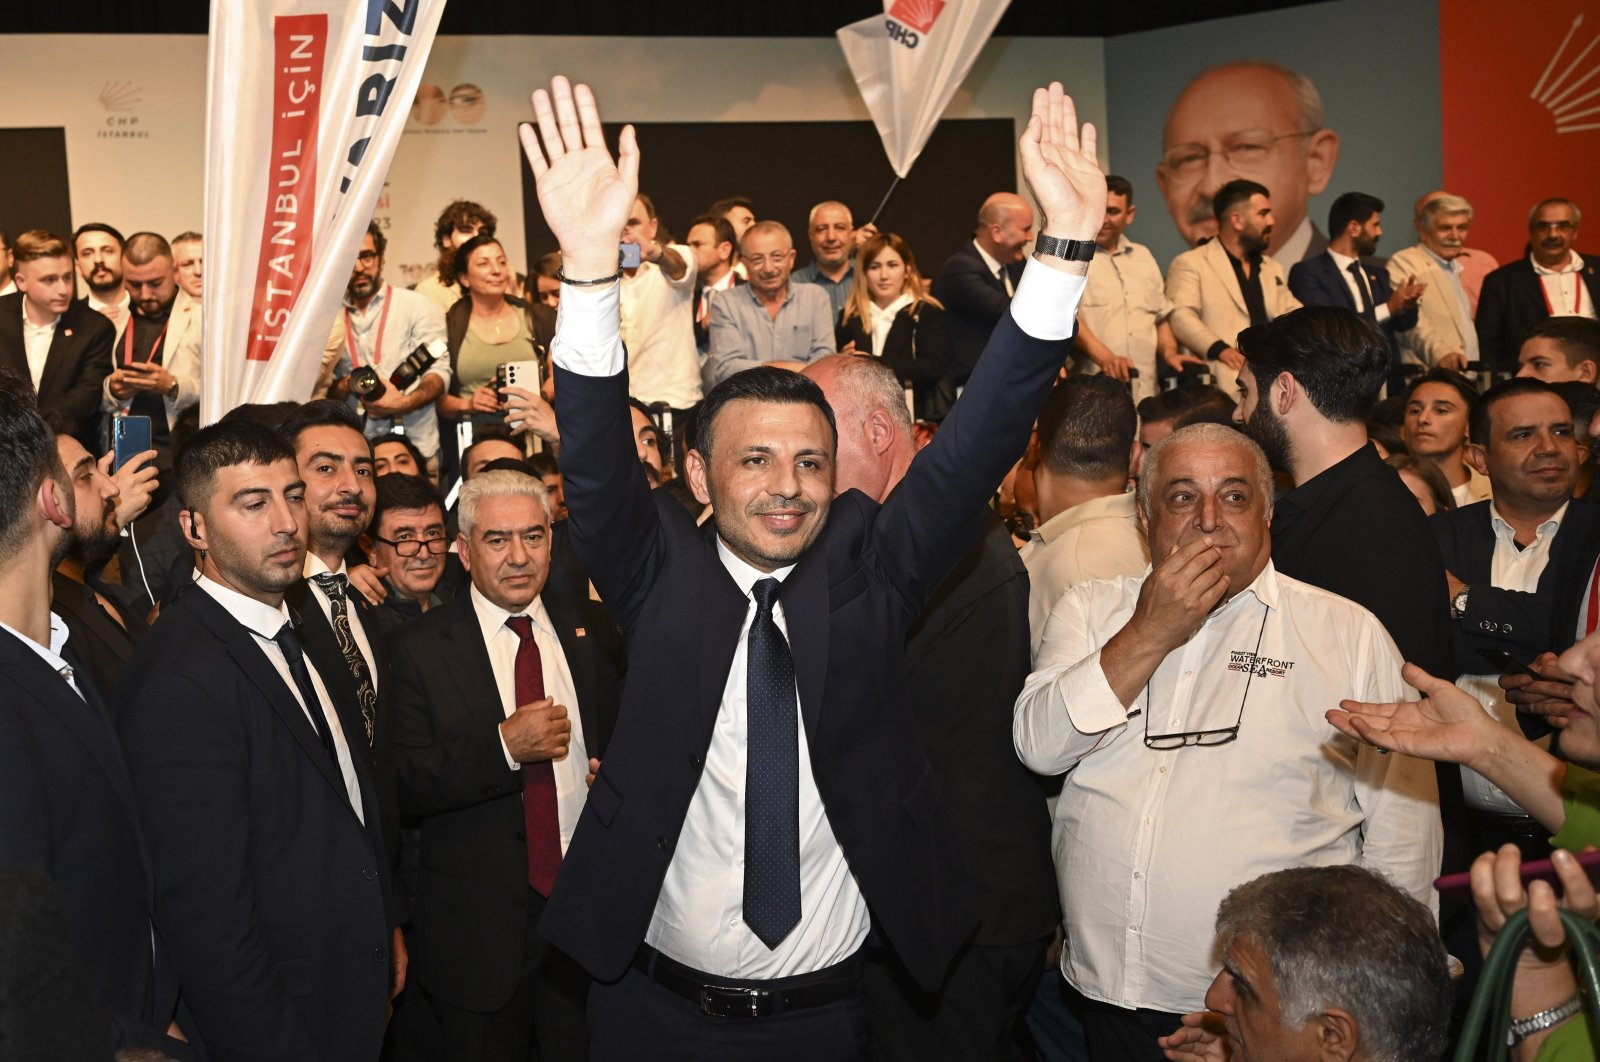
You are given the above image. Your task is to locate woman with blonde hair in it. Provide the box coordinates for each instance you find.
[837,232,953,421]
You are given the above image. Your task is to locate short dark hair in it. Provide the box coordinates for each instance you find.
[1554,381,1600,440]
[1174,390,1239,428]
[1524,317,1600,372]
[1105,174,1134,202]
[1385,453,1455,512]
[174,418,296,510]
[365,221,387,260]
[1237,306,1390,423]
[709,196,755,220]
[1036,375,1135,479]
[372,472,443,533]
[123,231,173,268]
[372,434,426,474]
[1469,376,1568,446]
[1405,367,1479,410]
[433,199,497,252]
[0,370,63,558]
[1366,394,1408,455]
[1215,865,1452,1062]
[462,426,520,476]
[1137,385,1231,427]
[452,233,503,284]
[276,398,366,449]
[476,456,535,478]
[71,222,126,253]
[527,451,560,479]
[696,367,837,459]
[689,213,737,251]
[1213,180,1269,224]
[1327,192,1384,237]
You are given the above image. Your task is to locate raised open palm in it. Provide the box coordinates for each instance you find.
[518,77,639,277]
[1018,83,1106,240]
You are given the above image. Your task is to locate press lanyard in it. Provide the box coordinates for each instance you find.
[344,285,391,369]
[123,316,169,366]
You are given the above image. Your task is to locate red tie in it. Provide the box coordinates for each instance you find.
[505,616,562,896]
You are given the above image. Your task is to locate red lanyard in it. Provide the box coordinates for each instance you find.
[123,316,169,366]
[1539,272,1583,316]
[1586,558,1600,637]
[344,285,391,369]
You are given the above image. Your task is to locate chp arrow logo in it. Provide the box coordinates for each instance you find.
[886,0,945,48]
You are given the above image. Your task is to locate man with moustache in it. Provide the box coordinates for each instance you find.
[793,200,873,323]
[934,191,1036,387]
[329,222,451,471]
[103,232,202,472]
[0,230,115,445]
[74,223,131,336]
[116,417,394,1060]
[1015,423,1440,1061]
[1388,194,1484,371]
[1167,179,1301,395]
[1155,61,1340,264]
[1477,198,1600,370]
[365,472,453,635]
[706,220,835,385]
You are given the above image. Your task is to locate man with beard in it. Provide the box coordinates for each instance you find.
[706,220,835,385]
[329,223,450,472]
[73,223,130,336]
[1288,193,1424,373]
[1167,180,1301,396]
[116,417,394,1060]
[103,232,202,474]
[1477,198,1600,370]
[49,426,158,697]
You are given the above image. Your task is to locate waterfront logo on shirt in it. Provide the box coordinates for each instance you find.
[1227,650,1295,678]
[886,0,945,47]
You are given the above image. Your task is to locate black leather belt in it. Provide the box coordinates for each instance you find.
[632,946,860,1020]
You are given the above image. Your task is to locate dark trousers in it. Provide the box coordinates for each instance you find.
[1074,990,1184,1062]
[428,889,589,1062]
[863,935,1048,1061]
[588,952,868,1062]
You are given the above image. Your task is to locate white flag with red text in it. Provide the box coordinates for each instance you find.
[201,0,446,421]
[836,0,1013,179]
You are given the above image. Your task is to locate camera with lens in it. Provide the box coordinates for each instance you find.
[348,365,386,400]
[349,344,440,403]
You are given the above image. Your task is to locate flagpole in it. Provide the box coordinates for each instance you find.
[867,176,902,228]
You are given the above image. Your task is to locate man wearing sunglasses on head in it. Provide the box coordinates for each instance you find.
[1014,421,1441,1062]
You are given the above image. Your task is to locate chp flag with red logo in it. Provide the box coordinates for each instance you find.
[201,0,446,421]
[836,0,1012,180]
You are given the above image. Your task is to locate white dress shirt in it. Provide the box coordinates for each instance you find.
[1014,562,1441,1012]
[620,244,702,409]
[1075,236,1172,404]
[643,539,869,978]
[304,554,379,696]
[1459,503,1565,813]
[88,289,131,337]
[1,613,83,698]
[21,301,58,389]
[1327,248,1392,324]
[1532,251,1596,320]
[196,574,365,822]
[973,240,1015,297]
[469,584,590,854]
[336,284,451,458]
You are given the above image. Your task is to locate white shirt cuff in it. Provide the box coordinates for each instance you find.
[1010,259,1088,341]
[551,280,626,377]
[1065,649,1135,734]
[499,726,522,771]
[1375,303,1392,325]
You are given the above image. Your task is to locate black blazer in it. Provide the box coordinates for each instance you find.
[50,571,142,704]
[0,291,114,445]
[116,585,393,1062]
[902,515,1058,948]
[1475,254,1600,369]
[1287,251,1420,338]
[837,301,952,421]
[931,242,1023,385]
[544,302,1068,991]
[386,590,623,1011]
[0,626,186,1057]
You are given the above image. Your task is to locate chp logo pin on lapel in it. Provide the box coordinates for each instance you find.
[886,0,945,48]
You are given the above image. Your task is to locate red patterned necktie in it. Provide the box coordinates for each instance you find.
[505,615,562,896]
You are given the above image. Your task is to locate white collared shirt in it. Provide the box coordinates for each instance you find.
[304,554,379,697]
[88,289,131,337]
[1014,562,1440,1012]
[973,239,1014,297]
[0,612,82,699]
[1077,236,1172,403]
[336,284,451,457]
[21,301,59,390]
[1327,248,1392,324]
[620,244,702,409]
[195,574,365,822]
[1459,502,1566,813]
[1531,251,1596,319]
[469,583,590,854]
[644,539,870,979]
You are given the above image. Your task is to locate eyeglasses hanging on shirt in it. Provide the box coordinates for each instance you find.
[1140,607,1270,750]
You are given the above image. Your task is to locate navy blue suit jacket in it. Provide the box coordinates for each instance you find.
[1476,254,1600,369]
[931,242,1024,385]
[1288,251,1419,342]
[543,291,1070,991]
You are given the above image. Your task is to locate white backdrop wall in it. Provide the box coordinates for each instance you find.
[0,33,1105,285]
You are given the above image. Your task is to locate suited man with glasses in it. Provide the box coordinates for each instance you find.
[1014,421,1440,1062]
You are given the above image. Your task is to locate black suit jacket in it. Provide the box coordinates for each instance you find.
[1288,251,1420,339]
[117,585,393,1061]
[902,516,1057,948]
[0,291,115,444]
[0,626,185,1057]
[387,590,623,1010]
[1475,254,1600,369]
[544,295,1068,990]
[932,242,1023,385]
[50,571,141,705]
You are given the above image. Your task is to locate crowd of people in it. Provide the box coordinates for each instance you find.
[2,68,1600,1062]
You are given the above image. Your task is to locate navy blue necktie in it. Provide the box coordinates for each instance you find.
[273,621,339,768]
[1347,260,1375,320]
[743,577,801,949]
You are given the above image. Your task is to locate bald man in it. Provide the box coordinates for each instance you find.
[1155,61,1340,264]
[933,191,1036,386]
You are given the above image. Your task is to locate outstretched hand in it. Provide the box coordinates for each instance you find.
[1326,661,1495,765]
[1018,83,1106,241]
[518,77,639,280]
